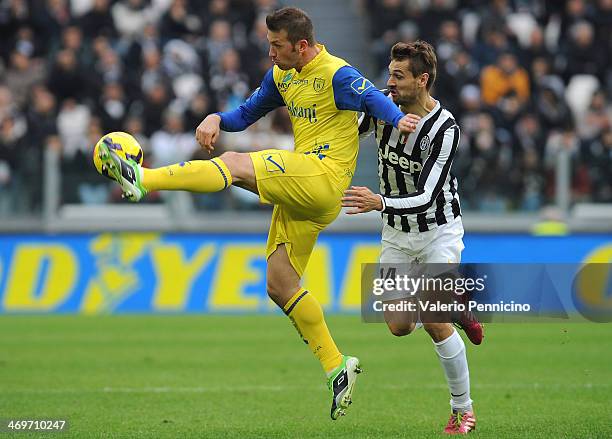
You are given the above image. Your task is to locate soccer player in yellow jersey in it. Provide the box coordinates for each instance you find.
[95,7,417,420]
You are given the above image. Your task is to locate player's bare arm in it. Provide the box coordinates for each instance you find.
[341,186,383,214]
[344,112,420,213]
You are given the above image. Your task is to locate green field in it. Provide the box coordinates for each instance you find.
[1,316,610,438]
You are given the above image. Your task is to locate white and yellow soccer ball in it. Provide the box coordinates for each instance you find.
[93,131,144,179]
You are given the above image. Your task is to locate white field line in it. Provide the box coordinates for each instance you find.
[3,382,609,394]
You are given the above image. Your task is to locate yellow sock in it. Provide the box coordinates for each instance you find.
[283,288,343,374]
[142,158,232,192]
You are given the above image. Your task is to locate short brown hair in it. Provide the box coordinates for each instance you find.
[266,7,315,45]
[391,40,437,91]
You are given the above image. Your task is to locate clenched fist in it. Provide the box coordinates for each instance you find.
[195,113,221,153]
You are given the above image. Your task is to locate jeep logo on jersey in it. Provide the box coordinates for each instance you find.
[287,101,318,123]
[379,143,422,173]
[313,77,325,92]
[419,135,431,151]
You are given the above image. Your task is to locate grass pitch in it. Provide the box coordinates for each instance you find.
[1,316,610,438]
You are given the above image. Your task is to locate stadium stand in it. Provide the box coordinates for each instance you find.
[0,0,610,217]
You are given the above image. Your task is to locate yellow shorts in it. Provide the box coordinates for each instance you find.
[249,149,344,276]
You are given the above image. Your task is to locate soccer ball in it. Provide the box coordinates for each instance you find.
[93,131,144,179]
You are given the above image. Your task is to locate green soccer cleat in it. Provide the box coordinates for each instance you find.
[327,355,362,420]
[97,141,147,202]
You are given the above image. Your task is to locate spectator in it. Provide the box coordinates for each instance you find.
[517,148,545,211]
[515,113,546,158]
[418,0,456,44]
[206,19,234,71]
[184,92,214,130]
[79,0,116,40]
[209,48,250,111]
[480,52,530,106]
[202,0,234,31]
[582,128,612,202]
[52,25,91,66]
[535,76,573,133]
[242,15,272,88]
[98,82,128,132]
[112,0,156,40]
[559,20,608,82]
[140,47,168,95]
[559,0,595,42]
[31,0,72,52]
[521,25,551,71]
[57,97,91,161]
[369,0,405,40]
[435,20,463,65]
[2,49,46,110]
[472,28,512,68]
[25,86,57,152]
[75,119,109,204]
[159,0,202,40]
[150,110,197,167]
[0,85,17,122]
[140,82,172,136]
[0,0,32,61]
[47,49,89,102]
[122,22,161,77]
[437,50,479,114]
[0,113,27,214]
[578,89,612,140]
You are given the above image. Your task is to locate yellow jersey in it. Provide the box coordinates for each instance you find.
[219,44,404,189]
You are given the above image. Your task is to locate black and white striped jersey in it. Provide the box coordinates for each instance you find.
[358,92,462,233]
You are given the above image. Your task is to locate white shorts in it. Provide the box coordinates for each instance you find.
[379,217,465,301]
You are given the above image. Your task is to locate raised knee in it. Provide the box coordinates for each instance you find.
[218,151,249,182]
[387,321,415,337]
[218,151,241,169]
[219,151,239,161]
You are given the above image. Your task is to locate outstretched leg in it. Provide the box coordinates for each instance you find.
[143,151,258,194]
[96,142,258,201]
[267,244,362,420]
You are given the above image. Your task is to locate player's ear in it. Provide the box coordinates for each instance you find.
[297,39,309,54]
[419,73,429,89]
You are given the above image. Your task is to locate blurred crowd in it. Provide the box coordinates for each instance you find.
[0,0,610,217]
[0,0,289,214]
[364,0,612,211]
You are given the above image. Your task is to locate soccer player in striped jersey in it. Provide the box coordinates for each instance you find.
[95,7,419,421]
[342,41,480,434]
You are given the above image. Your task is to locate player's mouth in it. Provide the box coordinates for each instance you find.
[389,90,398,97]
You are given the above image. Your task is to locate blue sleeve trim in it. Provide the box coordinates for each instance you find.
[218,69,285,132]
[332,66,404,127]
[363,91,404,127]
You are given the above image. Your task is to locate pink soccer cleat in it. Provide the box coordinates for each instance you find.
[453,294,484,345]
[444,410,477,434]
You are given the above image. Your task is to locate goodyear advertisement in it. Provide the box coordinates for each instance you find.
[0,233,610,314]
